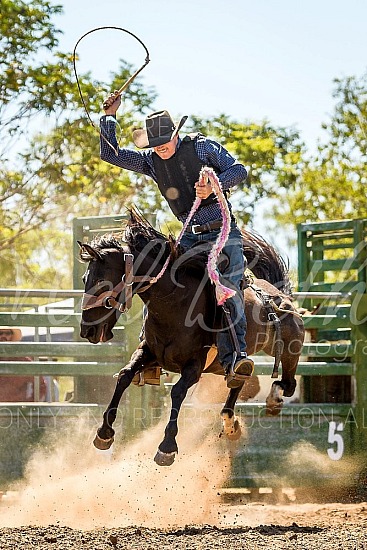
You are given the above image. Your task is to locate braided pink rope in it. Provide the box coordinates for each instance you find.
[198,167,236,305]
[149,196,200,284]
[150,167,235,306]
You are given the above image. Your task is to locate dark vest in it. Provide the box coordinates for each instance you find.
[152,134,218,217]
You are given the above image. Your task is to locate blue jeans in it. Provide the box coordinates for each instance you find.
[180,222,247,369]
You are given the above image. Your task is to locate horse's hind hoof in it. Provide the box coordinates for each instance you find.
[265,381,284,416]
[265,399,283,416]
[154,449,176,466]
[93,434,114,450]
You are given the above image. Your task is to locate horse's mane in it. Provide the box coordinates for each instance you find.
[79,233,125,262]
[123,209,174,255]
[90,234,124,252]
[82,208,292,295]
[80,209,176,264]
[242,228,292,295]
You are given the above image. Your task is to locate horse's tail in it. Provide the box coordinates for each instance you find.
[241,228,292,295]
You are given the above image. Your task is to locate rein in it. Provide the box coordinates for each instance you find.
[81,167,235,313]
[143,166,236,298]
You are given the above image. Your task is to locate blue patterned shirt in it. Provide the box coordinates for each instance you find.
[100,115,247,225]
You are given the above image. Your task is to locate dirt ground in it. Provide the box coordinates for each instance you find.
[0,379,366,549]
[0,499,366,549]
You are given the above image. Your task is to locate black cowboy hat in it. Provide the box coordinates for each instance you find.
[132,110,188,149]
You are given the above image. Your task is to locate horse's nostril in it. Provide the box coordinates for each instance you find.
[80,323,94,339]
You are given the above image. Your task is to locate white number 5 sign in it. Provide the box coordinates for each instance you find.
[327,421,344,461]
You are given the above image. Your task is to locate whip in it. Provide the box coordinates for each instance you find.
[73,26,150,128]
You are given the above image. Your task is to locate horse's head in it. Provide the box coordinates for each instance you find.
[78,238,129,344]
[78,210,197,344]
[77,221,171,343]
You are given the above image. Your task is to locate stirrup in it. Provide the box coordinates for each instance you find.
[132,366,163,386]
[225,352,254,389]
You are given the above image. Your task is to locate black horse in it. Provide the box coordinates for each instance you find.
[79,211,304,466]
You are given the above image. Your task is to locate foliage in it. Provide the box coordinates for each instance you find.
[0,0,63,149]
[0,1,157,287]
[190,114,305,224]
[3,2,366,288]
[272,72,367,234]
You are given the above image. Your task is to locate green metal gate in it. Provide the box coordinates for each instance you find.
[2,216,367,492]
[230,218,367,491]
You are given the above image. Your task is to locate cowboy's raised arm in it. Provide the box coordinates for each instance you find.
[99,93,152,175]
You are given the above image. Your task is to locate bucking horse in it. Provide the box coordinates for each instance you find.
[78,209,304,466]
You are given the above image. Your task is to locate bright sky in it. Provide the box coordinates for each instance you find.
[52,0,367,264]
[56,0,367,151]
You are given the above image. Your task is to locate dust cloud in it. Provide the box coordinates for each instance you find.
[0,380,361,531]
[0,401,234,530]
[282,440,361,500]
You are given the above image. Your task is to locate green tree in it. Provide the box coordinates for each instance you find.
[272,72,367,233]
[0,1,156,287]
[190,114,305,224]
[0,0,63,149]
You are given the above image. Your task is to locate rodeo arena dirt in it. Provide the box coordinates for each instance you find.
[0,400,366,550]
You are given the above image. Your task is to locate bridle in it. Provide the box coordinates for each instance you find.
[81,253,157,313]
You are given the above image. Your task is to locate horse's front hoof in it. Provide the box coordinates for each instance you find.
[226,418,242,441]
[93,433,114,450]
[154,449,176,466]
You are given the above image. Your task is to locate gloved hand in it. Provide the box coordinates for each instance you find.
[195,176,213,199]
[103,90,122,115]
